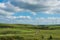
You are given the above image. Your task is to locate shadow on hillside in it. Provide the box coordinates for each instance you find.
[0,36,24,40]
[47,38,60,40]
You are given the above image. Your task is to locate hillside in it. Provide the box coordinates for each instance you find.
[0,24,60,29]
[0,24,60,40]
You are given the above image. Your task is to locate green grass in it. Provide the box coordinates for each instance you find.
[0,24,60,40]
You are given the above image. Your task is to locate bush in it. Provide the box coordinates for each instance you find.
[48,35,53,40]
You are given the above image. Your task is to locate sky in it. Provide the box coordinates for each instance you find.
[0,0,60,25]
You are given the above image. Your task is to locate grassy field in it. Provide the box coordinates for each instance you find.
[0,24,60,40]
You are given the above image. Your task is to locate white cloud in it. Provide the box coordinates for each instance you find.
[0,3,6,8]
[0,9,14,16]
[10,0,60,14]
[32,12,36,15]
[6,16,31,20]
[18,16,31,19]
[21,0,38,4]
[6,16,17,19]
[0,0,60,24]
[0,1,25,19]
[26,10,37,15]
[35,17,60,25]
[4,2,24,12]
[1,0,60,17]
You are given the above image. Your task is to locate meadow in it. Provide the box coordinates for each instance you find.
[0,24,60,40]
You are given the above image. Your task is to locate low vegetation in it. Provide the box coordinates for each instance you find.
[0,23,60,40]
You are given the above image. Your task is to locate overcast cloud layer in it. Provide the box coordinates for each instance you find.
[0,0,60,25]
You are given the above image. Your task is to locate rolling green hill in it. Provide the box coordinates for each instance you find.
[0,24,60,40]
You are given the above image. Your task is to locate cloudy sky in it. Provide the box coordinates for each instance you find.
[0,0,60,25]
